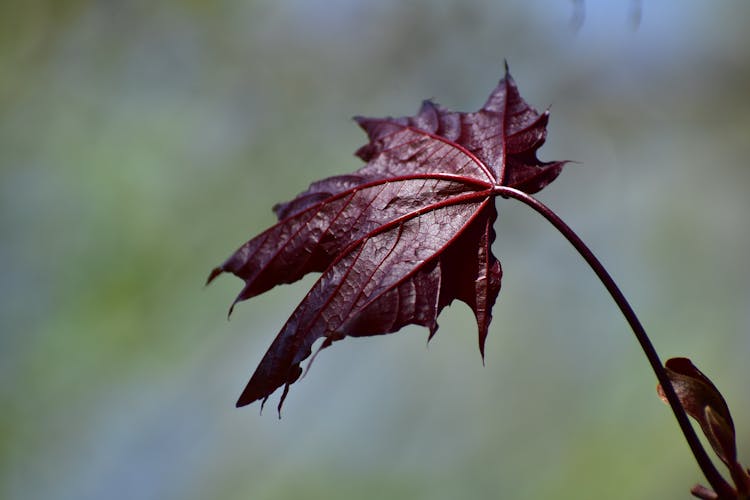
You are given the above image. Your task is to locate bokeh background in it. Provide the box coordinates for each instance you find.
[2,1,749,499]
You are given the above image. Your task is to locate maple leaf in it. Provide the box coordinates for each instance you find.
[208,67,565,410]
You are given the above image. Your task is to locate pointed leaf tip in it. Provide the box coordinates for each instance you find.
[206,266,223,286]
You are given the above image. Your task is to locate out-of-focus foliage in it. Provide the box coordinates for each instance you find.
[1,1,748,499]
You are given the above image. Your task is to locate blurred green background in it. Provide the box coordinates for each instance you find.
[2,1,749,499]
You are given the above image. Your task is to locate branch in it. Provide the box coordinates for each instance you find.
[493,186,734,498]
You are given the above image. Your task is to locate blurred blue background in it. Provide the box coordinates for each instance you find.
[1,1,749,499]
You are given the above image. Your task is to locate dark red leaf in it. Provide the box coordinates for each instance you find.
[657,358,736,466]
[658,358,750,496]
[209,67,565,410]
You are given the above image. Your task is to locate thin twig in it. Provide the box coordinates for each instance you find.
[494,185,734,498]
